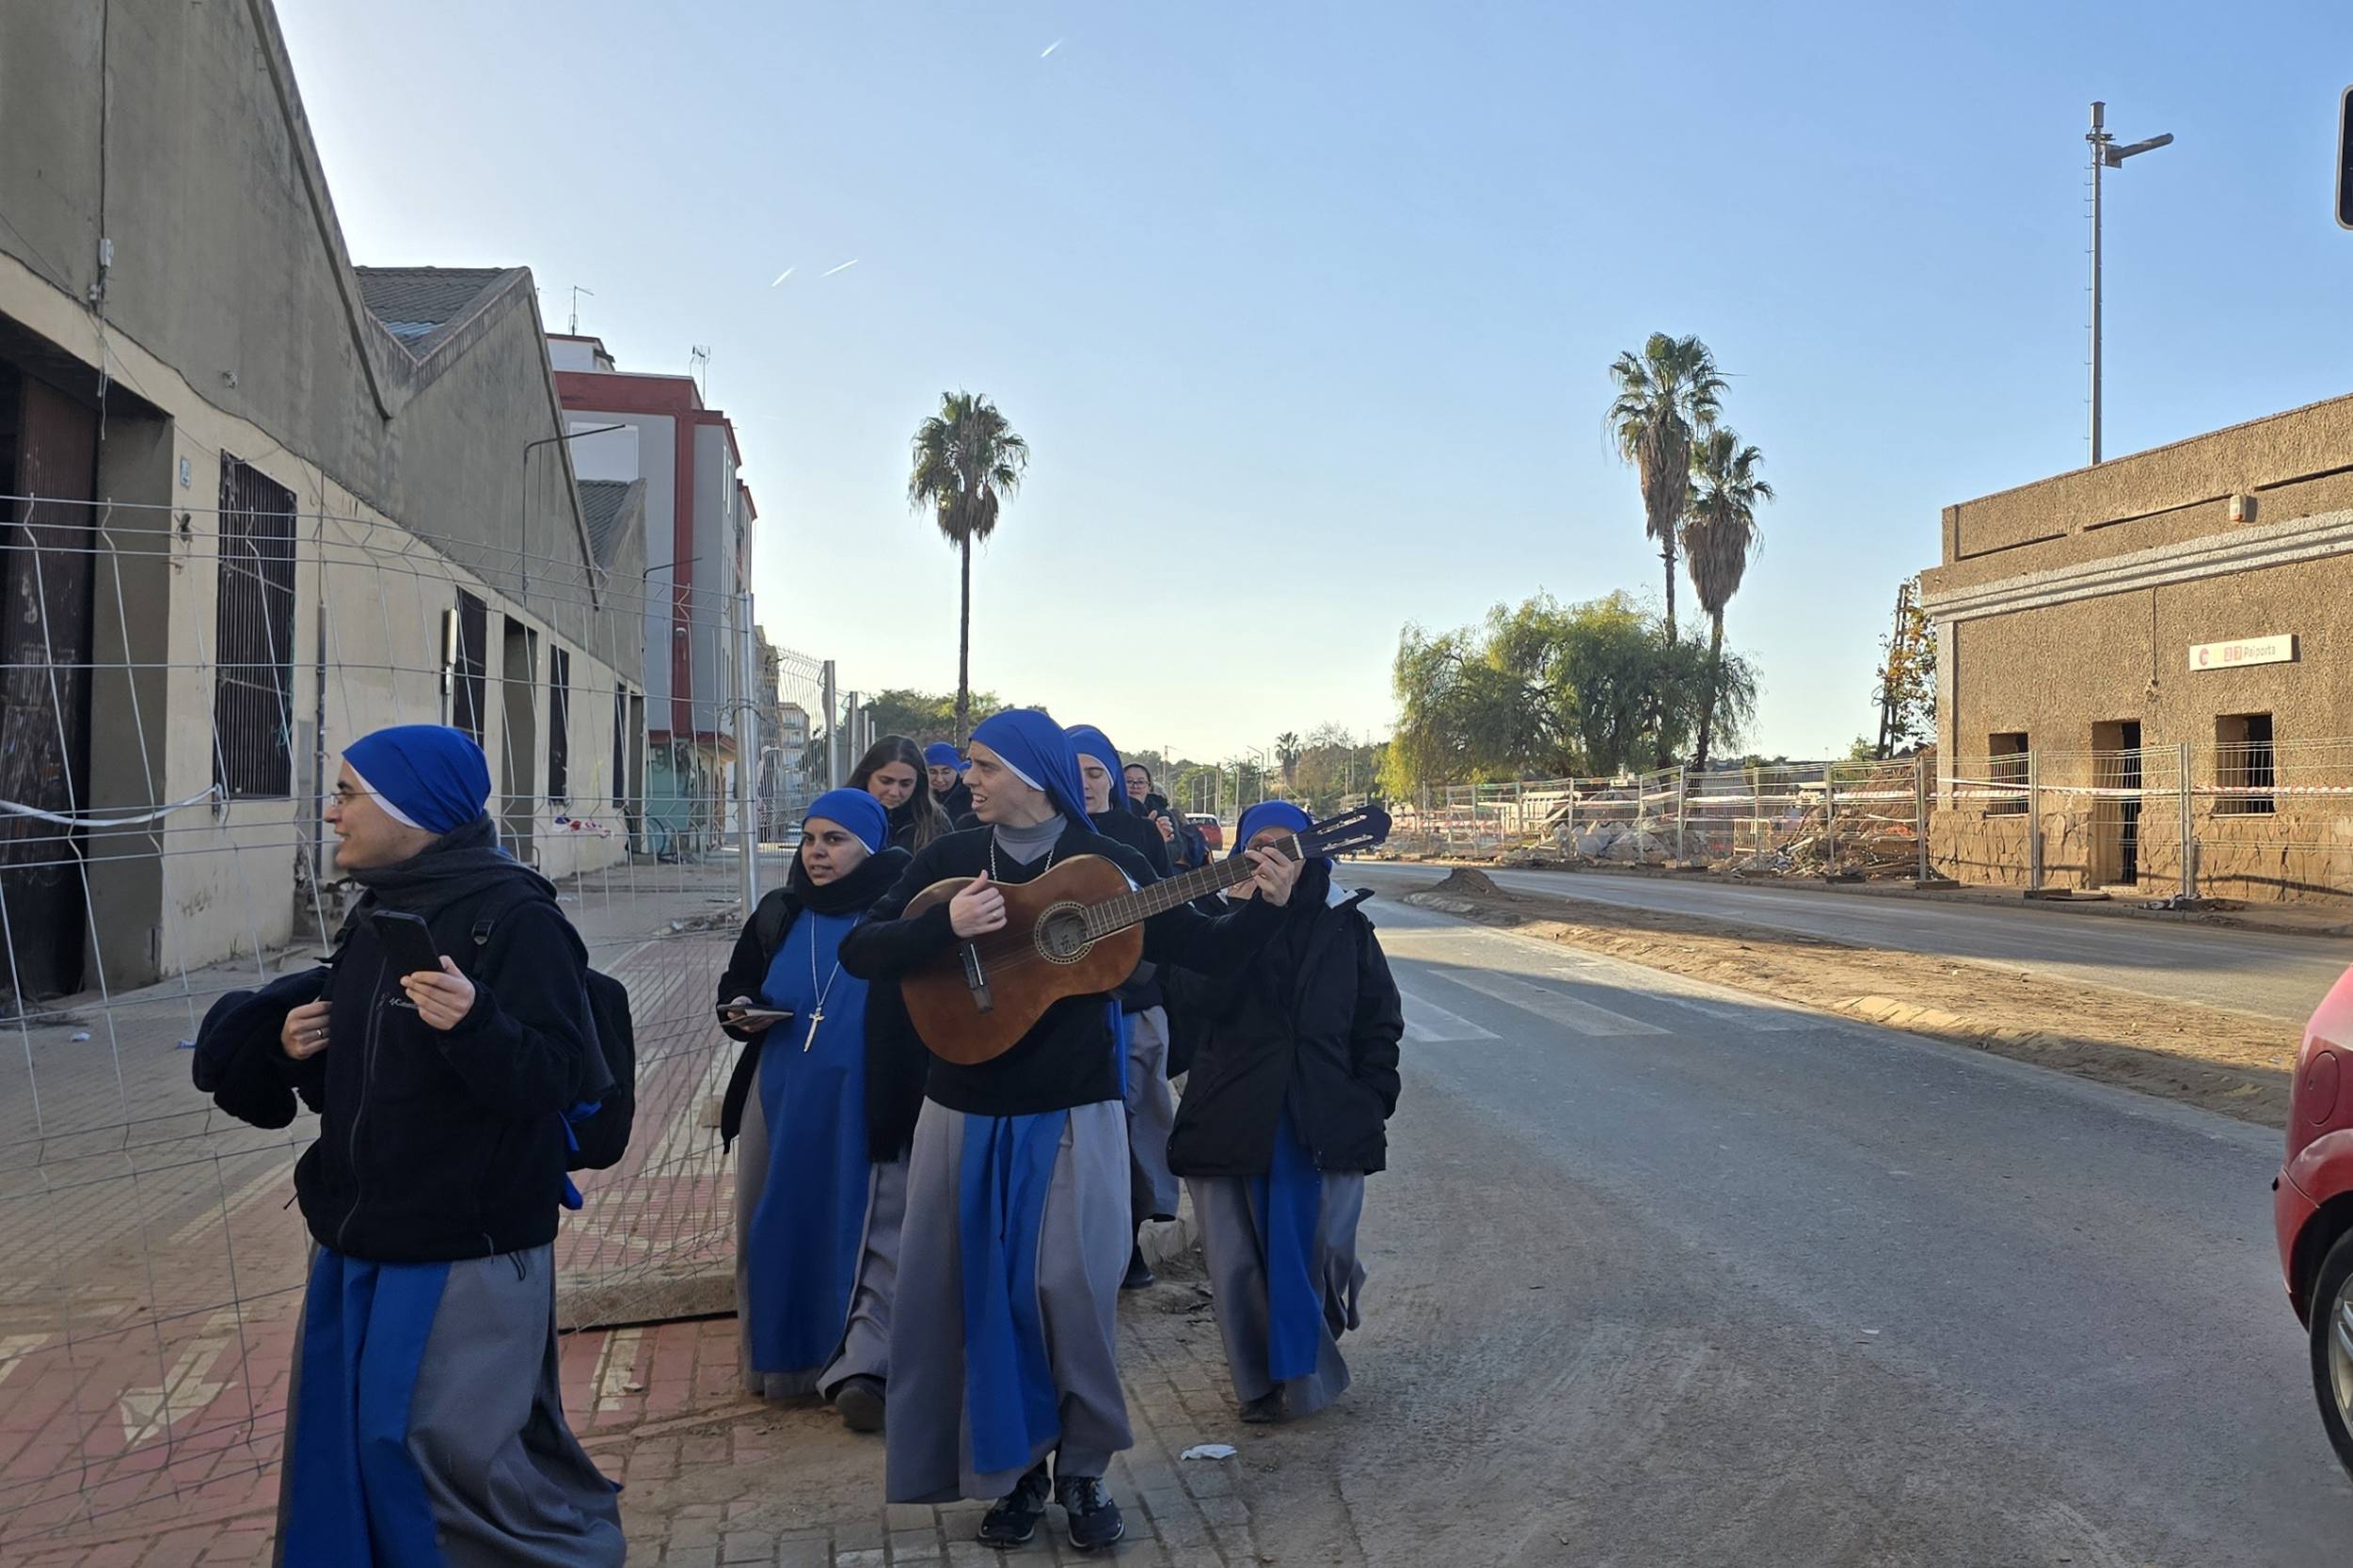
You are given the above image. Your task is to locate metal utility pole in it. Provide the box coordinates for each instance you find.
[820,659,840,788]
[734,592,760,911]
[2087,101,2173,465]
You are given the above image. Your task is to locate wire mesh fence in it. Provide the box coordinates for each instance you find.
[0,491,839,1547]
[1390,740,2353,906]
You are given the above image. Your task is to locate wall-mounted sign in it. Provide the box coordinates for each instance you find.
[2189,634,2297,671]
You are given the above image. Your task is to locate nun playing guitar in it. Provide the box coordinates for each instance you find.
[837,708,1299,1553]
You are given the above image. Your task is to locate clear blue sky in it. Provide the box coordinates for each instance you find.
[278,0,2353,766]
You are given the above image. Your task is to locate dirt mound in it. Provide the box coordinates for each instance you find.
[1430,867,1502,898]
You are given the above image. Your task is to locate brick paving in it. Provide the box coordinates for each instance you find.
[2,841,1277,1567]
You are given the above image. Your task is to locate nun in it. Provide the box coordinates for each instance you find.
[839,709,1301,1553]
[1164,800,1405,1425]
[1067,724,1181,1291]
[926,740,974,822]
[195,724,622,1568]
[714,788,919,1431]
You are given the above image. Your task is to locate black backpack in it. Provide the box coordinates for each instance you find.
[467,901,637,1173]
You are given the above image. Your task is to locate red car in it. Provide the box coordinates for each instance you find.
[2276,962,2353,1478]
[1186,814,1225,853]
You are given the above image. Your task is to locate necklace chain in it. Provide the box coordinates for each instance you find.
[986,827,1058,883]
[803,914,845,1053]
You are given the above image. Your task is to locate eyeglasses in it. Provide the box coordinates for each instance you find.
[328,784,374,806]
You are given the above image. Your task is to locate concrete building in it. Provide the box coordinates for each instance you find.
[1920,390,2353,903]
[0,0,643,992]
[548,336,758,857]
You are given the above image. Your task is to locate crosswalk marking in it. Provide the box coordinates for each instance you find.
[1426,967,1671,1037]
[1397,988,1500,1043]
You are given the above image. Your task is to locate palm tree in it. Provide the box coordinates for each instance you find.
[1275,732,1302,793]
[1606,334,1725,644]
[908,392,1029,744]
[1682,427,1772,772]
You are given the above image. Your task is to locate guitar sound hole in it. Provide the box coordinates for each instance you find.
[1036,904,1092,964]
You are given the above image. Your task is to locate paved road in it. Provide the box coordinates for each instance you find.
[1345,861,2350,1024]
[1241,896,2348,1566]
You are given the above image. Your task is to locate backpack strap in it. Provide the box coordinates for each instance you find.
[753,889,797,963]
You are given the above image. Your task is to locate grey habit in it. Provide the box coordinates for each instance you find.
[885,1097,1133,1502]
[731,1050,908,1399]
[1124,1005,1181,1223]
[1186,1171,1368,1419]
[275,1245,624,1568]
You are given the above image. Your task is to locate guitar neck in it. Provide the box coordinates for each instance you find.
[1080,833,1301,940]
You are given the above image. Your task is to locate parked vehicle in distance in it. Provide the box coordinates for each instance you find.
[1187,814,1224,852]
[2275,962,2353,1481]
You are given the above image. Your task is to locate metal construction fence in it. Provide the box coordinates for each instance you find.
[1391,741,2353,902]
[0,491,846,1548]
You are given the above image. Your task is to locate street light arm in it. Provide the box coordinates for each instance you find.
[2107,132,2174,165]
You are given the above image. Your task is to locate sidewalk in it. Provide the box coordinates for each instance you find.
[0,852,788,1558]
[13,1247,1284,1568]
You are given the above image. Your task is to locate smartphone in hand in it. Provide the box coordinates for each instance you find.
[372,911,443,1009]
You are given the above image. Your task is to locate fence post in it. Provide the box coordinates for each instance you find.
[1824,769,1837,874]
[735,593,760,911]
[1675,768,1688,863]
[2027,751,2044,893]
[1564,782,1577,856]
[2178,740,2196,900]
[1914,753,1930,882]
[1515,778,1526,846]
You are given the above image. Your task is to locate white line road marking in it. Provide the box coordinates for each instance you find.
[1397,988,1500,1043]
[1431,968,1671,1037]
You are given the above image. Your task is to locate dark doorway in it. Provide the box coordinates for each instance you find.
[501,620,538,861]
[0,368,98,1001]
[2092,719,2143,888]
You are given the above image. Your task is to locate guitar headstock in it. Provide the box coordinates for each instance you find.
[1296,804,1392,858]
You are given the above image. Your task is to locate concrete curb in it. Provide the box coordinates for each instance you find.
[1379,854,2353,940]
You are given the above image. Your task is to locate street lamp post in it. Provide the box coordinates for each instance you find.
[2087,101,2173,465]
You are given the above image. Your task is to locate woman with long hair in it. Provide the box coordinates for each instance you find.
[851,735,956,852]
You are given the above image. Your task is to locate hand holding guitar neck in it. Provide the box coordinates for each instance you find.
[1242,847,1303,905]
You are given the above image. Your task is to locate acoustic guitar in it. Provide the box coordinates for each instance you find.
[899,805,1392,1065]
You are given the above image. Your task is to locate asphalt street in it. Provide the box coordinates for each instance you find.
[1344,861,2351,1024]
[1234,895,2349,1566]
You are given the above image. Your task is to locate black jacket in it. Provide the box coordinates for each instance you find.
[200,876,605,1263]
[1165,866,1405,1177]
[1091,807,1172,1012]
[840,820,1281,1117]
[714,847,922,1163]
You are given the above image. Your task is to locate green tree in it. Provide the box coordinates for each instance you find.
[1607,334,1725,644]
[1682,427,1773,772]
[908,392,1029,744]
[1872,578,1936,756]
[863,688,1006,744]
[1389,593,1756,787]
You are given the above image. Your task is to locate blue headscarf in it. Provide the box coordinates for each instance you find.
[1065,725,1124,814]
[343,725,492,834]
[1231,800,1325,867]
[803,787,890,853]
[968,709,1090,830]
[923,741,962,770]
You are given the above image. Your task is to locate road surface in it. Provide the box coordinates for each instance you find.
[1234,895,2348,1566]
[1345,861,2350,1024]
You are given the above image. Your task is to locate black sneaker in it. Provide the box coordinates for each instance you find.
[833,1375,885,1433]
[1239,1390,1284,1424]
[978,1467,1050,1548]
[1121,1245,1156,1291]
[1057,1475,1126,1552]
